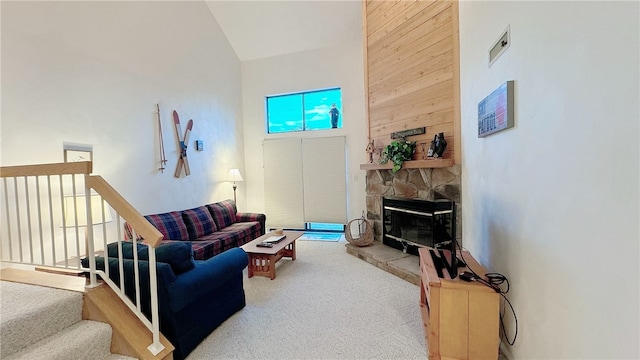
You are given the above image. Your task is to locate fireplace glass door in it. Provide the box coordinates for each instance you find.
[382,197,455,256]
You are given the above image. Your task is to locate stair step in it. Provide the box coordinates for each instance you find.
[1,274,163,359]
[0,281,83,357]
[1,267,87,292]
[4,320,115,360]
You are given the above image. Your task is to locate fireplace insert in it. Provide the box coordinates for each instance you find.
[382,197,456,256]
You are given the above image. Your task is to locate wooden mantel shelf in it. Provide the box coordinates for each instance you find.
[360,159,454,171]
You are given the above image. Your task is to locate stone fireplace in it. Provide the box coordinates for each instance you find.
[345,165,461,285]
[365,166,461,249]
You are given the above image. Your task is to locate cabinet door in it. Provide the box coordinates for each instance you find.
[468,291,500,359]
[439,288,469,359]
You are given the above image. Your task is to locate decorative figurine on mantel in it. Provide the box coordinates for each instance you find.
[427,132,447,158]
[435,132,447,158]
[366,139,376,163]
[427,137,436,157]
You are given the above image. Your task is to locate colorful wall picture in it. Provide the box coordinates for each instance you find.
[478,80,514,137]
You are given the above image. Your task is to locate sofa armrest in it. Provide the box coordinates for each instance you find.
[236,212,266,235]
[165,248,249,312]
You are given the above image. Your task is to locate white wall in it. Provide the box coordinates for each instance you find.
[1,1,244,214]
[459,1,639,358]
[241,41,367,228]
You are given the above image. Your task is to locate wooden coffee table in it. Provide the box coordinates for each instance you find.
[241,231,304,280]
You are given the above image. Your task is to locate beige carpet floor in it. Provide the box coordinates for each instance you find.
[187,239,427,360]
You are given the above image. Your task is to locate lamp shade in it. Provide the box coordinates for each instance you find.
[228,168,244,182]
[63,193,113,227]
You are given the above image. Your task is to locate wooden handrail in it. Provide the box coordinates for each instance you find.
[1,161,165,355]
[86,175,163,248]
[0,161,92,177]
[0,161,162,248]
[0,161,160,247]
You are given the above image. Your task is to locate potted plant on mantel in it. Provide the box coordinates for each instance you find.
[380,138,417,173]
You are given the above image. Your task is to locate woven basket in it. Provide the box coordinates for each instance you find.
[345,217,374,247]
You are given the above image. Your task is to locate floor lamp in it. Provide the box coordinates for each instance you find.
[63,193,113,258]
[228,168,244,204]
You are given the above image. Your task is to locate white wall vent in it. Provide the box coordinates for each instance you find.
[489,25,510,67]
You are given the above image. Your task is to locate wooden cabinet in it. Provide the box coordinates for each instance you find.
[418,248,500,359]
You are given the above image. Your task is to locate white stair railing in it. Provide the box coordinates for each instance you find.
[0,161,165,356]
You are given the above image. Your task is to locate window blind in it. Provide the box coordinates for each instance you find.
[263,136,346,228]
[263,138,305,229]
[302,136,347,224]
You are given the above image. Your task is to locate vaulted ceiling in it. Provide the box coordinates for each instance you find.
[205,1,362,62]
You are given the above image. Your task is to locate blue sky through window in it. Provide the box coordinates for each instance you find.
[267,88,342,133]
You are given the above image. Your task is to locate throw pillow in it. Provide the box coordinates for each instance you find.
[106,241,195,274]
[154,242,195,273]
[123,222,144,241]
[144,211,189,241]
[107,241,146,259]
[206,199,237,230]
[182,206,217,239]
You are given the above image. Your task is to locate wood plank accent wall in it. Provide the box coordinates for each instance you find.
[364,0,461,164]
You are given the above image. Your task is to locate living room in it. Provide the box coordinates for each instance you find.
[1,1,638,360]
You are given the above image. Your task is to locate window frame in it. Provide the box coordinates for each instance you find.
[265,87,342,134]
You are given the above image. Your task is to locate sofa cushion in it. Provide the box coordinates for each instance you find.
[188,239,223,261]
[215,221,262,247]
[145,211,189,241]
[106,241,195,274]
[198,231,241,250]
[206,200,237,230]
[182,206,217,239]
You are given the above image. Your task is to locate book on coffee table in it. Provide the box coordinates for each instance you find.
[263,235,286,243]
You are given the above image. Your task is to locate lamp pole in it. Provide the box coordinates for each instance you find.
[228,168,244,204]
[233,182,238,203]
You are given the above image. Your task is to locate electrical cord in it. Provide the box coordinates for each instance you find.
[499,292,518,346]
[456,240,518,346]
[486,272,510,293]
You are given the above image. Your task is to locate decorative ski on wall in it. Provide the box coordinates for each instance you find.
[156,104,168,173]
[173,110,193,178]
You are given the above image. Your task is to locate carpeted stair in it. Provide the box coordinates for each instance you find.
[0,281,134,360]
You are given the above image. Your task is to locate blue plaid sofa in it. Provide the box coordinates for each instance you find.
[126,199,265,260]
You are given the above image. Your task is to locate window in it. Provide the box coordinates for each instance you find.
[306,222,345,232]
[266,88,342,133]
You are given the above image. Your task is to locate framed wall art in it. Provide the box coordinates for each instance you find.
[63,142,93,163]
[478,80,514,138]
